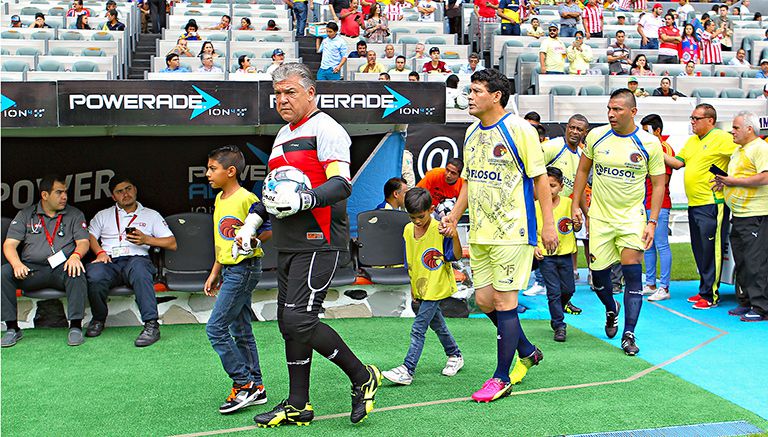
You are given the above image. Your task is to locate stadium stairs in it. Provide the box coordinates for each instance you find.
[129,33,162,79]
[298,36,322,76]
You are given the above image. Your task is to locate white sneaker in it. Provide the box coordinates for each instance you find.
[382,365,413,385]
[442,355,464,377]
[647,288,670,302]
[522,282,546,297]
[642,285,657,296]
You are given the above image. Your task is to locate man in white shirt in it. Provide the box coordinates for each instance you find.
[266,49,286,74]
[676,0,693,26]
[637,3,663,49]
[728,48,751,67]
[198,54,224,73]
[417,0,436,22]
[85,176,177,347]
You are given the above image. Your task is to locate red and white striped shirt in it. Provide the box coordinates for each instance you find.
[634,0,646,11]
[582,4,603,34]
[700,30,722,64]
[385,2,404,21]
[618,0,632,10]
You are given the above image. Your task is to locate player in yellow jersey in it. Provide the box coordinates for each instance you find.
[663,104,737,310]
[571,89,666,356]
[442,69,558,402]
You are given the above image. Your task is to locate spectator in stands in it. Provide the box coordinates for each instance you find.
[1,175,89,348]
[199,41,220,59]
[234,55,258,74]
[757,83,767,100]
[607,30,631,74]
[239,18,254,31]
[378,177,408,210]
[10,14,23,27]
[379,72,391,80]
[84,177,177,347]
[208,15,231,31]
[105,0,121,19]
[657,13,681,64]
[138,1,150,33]
[76,14,91,30]
[524,111,541,125]
[728,48,750,67]
[740,0,751,16]
[639,114,675,302]
[383,44,397,59]
[567,31,594,74]
[474,0,500,28]
[459,52,484,74]
[390,55,412,73]
[558,0,581,37]
[678,60,696,76]
[161,53,191,72]
[699,19,724,64]
[348,41,368,58]
[637,3,662,49]
[67,0,90,17]
[285,0,308,37]
[364,3,390,43]
[627,76,649,97]
[408,71,420,81]
[339,0,364,43]
[316,22,348,80]
[32,13,52,28]
[582,0,603,39]
[630,54,655,76]
[757,59,768,78]
[446,74,469,109]
[149,0,165,33]
[497,0,522,36]
[413,43,427,59]
[616,15,626,25]
[265,19,281,31]
[266,49,285,74]
[676,0,693,26]
[712,5,733,51]
[664,104,736,310]
[423,47,452,74]
[417,0,437,22]
[652,77,685,99]
[446,0,462,34]
[754,12,762,24]
[385,0,410,22]
[359,50,387,73]
[329,0,351,21]
[540,23,567,74]
[525,17,544,38]
[168,38,194,57]
[417,158,464,207]
[360,0,373,17]
[713,112,768,322]
[181,19,200,40]
[679,23,700,64]
[102,9,125,31]
[198,54,223,73]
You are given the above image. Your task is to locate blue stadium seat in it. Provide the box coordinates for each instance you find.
[2,61,30,72]
[31,31,53,40]
[38,59,64,71]
[72,60,99,72]
[719,88,745,98]
[580,85,605,95]
[49,47,73,56]
[691,88,717,98]
[92,32,114,41]
[550,85,577,96]
[16,47,41,56]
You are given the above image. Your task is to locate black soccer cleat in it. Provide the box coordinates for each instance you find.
[564,302,582,315]
[350,364,381,424]
[553,327,566,342]
[605,301,621,339]
[253,400,314,427]
[219,382,266,414]
[621,331,639,356]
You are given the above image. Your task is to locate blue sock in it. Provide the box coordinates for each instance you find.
[592,268,617,313]
[517,331,535,357]
[492,308,521,383]
[622,264,643,333]
[485,310,498,327]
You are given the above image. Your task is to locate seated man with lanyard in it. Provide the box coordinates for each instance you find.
[377,177,408,210]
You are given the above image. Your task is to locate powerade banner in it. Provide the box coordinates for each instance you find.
[1,82,58,128]
[58,81,260,126]
[1,134,383,220]
[258,81,446,125]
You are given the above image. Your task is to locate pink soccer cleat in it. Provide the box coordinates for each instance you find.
[471,378,512,403]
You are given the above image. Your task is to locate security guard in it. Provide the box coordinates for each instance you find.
[2,175,89,348]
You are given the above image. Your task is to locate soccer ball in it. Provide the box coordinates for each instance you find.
[433,197,457,220]
[262,166,312,218]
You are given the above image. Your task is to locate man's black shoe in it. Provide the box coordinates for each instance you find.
[135,320,160,347]
[553,327,566,342]
[350,365,381,423]
[85,320,105,337]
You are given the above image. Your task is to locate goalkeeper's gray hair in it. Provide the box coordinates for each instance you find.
[272,63,315,91]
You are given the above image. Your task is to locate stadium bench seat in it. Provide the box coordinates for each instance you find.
[356,210,410,285]
[580,85,605,95]
[550,85,577,96]
[691,88,717,98]
[31,31,54,40]
[38,59,64,71]
[1,31,23,39]
[16,47,41,56]
[50,47,73,56]
[2,61,30,72]
[72,61,99,72]
[162,213,215,292]
[720,88,746,98]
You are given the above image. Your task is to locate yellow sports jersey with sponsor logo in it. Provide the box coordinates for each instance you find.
[213,187,264,265]
[462,112,546,246]
[542,137,581,197]
[724,138,768,218]
[583,125,665,223]
[403,219,459,301]
[676,128,737,207]
[536,196,577,255]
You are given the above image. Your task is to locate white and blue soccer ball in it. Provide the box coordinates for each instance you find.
[433,197,457,220]
[262,166,312,218]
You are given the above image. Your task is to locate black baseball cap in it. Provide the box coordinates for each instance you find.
[429,46,440,54]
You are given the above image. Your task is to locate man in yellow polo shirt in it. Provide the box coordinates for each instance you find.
[664,103,737,310]
[713,111,768,322]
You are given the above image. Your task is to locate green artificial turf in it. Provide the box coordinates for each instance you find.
[576,242,700,280]
[2,319,765,436]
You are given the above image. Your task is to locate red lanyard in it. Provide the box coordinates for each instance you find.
[116,207,138,242]
[39,214,63,252]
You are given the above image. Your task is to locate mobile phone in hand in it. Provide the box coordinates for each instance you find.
[125,227,136,234]
[709,164,727,177]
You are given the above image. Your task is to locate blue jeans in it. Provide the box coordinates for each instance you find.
[206,259,263,385]
[560,25,577,37]
[311,3,321,22]
[644,208,671,289]
[317,67,340,80]
[403,300,461,375]
[501,23,520,36]
[641,38,659,50]
[539,255,575,329]
[293,1,308,37]
[86,255,158,322]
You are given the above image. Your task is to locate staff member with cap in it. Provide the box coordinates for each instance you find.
[1,175,89,348]
[266,49,285,75]
[756,58,768,79]
[540,23,567,74]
